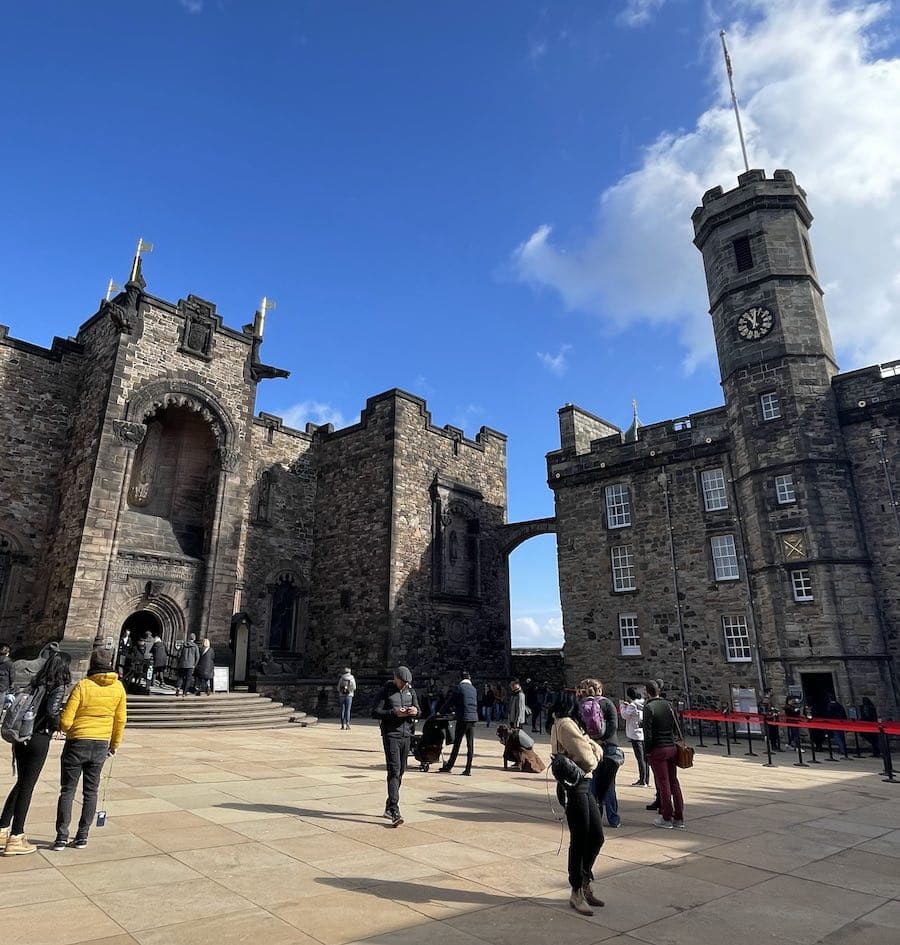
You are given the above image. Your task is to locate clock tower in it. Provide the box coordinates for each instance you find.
[692,169,882,704]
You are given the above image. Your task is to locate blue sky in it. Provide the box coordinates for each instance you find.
[3,1,899,646]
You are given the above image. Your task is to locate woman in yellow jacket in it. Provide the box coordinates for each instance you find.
[550,691,605,916]
[51,651,127,851]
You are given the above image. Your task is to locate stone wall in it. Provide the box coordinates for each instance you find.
[510,648,565,689]
[388,392,508,681]
[551,416,758,708]
[0,328,83,647]
[239,415,316,668]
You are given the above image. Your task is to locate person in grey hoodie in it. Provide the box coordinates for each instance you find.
[337,667,356,730]
[439,671,478,775]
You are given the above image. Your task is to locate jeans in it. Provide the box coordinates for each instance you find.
[629,738,648,784]
[55,739,110,843]
[195,675,213,695]
[646,745,684,822]
[445,720,475,772]
[589,756,621,826]
[382,734,409,816]
[564,779,604,890]
[340,694,353,727]
[830,730,847,756]
[177,668,194,693]
[1,731,51,834]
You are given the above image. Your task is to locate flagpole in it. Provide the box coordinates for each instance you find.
[720,30,750,173]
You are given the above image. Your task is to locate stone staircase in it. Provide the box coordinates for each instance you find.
[126,691,317,730]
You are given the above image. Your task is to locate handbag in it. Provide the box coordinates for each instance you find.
[602,743,626,767]
[673,713,695,769]
[550,753,584,787]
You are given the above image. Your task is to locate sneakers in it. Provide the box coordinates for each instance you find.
[631,780,646,786]
[50,840,68,852]
[673,819,685,829]
[2,834,37,856]
[438,765,452,773]
[652,816,674,830]
[646,799,660,811]
[569,887,594,916]
[390,813,404,828]
[460,770,472,776]
[72,838,88,849]
[0,826,8,847]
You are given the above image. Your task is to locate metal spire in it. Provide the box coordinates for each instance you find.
[129,238,153,283]
[254,296,277,339]
[720,30,750,173]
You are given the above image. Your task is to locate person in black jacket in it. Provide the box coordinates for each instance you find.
[1,650,72,856]
[439,671,478,775]
[371,666,420,827]
[194,639,215,696]
[149,634,168,688]
[642,680,685,829]
[0,645,13,703]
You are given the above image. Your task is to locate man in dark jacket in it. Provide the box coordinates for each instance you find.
[0,645,13,704]
[149,634,168,688]
[439,671,478,775]
[371,666,420,826]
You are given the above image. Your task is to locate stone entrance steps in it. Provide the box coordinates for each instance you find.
[126,691,316,730]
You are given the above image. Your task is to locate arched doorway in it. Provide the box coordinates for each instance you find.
[117,610,163,672]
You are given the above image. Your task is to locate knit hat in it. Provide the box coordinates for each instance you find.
[89,651,114,674]
[395,665,413,683]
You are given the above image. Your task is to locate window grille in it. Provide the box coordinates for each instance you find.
[701,468,728,511]
[711,534,740,580]
[611,545,636,591]
[760,392,782,421]
[605,483,632,528]
[733,235,753,272]
[619,613,641,656]
[775,474,796,504]
[791,569,813,601]
[722,615,752,662]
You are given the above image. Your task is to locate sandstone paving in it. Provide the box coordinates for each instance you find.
[0,721,898,945]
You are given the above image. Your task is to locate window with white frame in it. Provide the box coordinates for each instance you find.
[775,474,796,504]
[610,545,636,591]
[619,613,641,655]
[605,483,632,528]
[701,468,728,511]
[791,568,813,601]
[722,615,752,662]
[711,534,740,580]
[760,392,782,421]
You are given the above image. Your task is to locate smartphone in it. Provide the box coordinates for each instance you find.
[96,810,107,827]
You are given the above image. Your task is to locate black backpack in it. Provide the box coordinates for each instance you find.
[1,685,45,745]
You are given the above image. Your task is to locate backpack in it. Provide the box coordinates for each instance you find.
[550,752,584,787]
[1,685,45,745]
[580,696,606,741]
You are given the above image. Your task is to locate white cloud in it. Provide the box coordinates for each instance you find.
[514,0,900,372]
[618,0,667,27]
[512,614,564,648]
[537,343,572,376]
[178,0,203,13]
[280,400,347,429]
[451,402,484,433]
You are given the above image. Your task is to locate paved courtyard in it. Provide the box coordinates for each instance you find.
[1,718,898,945]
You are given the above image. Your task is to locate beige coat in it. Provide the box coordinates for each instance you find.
[551,716,600,775]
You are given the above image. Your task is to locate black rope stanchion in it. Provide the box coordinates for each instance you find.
[744,718,757,757]
[852,730,863,758]
[763,723,774,767]
[881,729,897,784]
[714,720,723,746]
[824,732,838,763]
[724,719,732,756]
[807,727,821,764]
[793,723,808,767]
[697,718,706,747]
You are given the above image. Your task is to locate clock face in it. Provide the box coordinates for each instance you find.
[736,306,774,340]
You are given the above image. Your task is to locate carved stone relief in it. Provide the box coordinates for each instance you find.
[128,422,162,506]
[113,420,147,449]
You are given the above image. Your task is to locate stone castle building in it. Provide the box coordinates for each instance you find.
[551,169,900,715]
[0,259,521,697]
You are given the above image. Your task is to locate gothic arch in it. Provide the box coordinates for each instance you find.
[112,593,187,650]
[125,378,238,450]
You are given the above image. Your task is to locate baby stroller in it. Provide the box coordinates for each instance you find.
[411,714,453,771]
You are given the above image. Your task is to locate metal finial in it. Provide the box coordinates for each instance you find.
[254,296,277,339]
[129,238,154,283]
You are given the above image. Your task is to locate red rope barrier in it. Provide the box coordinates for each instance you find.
[682,709,895,735]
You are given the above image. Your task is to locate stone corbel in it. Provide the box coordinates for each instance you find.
[112,420,147,449]
[217,447,241,473]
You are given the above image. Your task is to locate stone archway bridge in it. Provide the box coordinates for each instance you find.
[498,516,556,555]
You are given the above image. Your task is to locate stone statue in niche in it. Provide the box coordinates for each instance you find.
[129,421,162,507]
[448,530,459,566]
[256,471,272,523]
[0,537,11,604]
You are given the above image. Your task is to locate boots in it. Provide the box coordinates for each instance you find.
[582,880,605,907]
[3,833,37,856]
[569,887,594,916]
